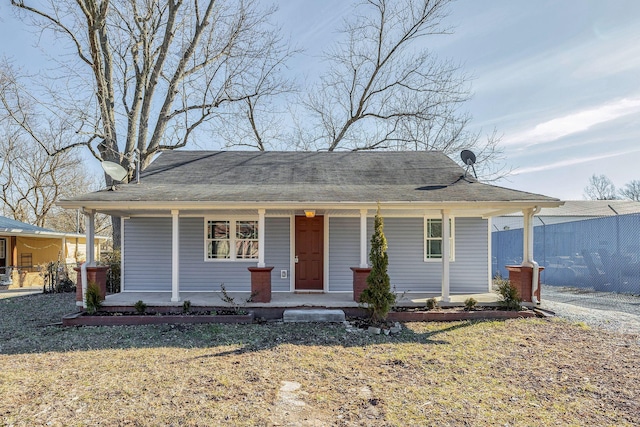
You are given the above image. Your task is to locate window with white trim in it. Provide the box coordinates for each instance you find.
[206,219,258,261]
[424,218,454,261]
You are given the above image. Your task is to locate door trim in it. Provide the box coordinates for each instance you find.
[289,215,295,292]
[323,215,329,292]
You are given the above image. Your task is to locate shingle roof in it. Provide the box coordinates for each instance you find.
[0,216,56,233]
[63,150,560,204]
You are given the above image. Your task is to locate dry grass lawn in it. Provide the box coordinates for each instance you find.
[1,293,639,426]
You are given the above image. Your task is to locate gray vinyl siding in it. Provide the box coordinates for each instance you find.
[328,217,361,291]
[264,217,291,292]
[450,217,489,293]
[365,217,488,293]
[180,217,251,291]
[122,214,488,294]
[123,217,172,291]
[123,216,290,293]
[375,218,441,292]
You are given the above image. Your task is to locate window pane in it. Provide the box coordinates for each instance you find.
[428,220,442,238]
[208,221,229,239]
[236,240,259,259]
[427,240,442,258]
[236,221,258,239]
[208,240,230,259]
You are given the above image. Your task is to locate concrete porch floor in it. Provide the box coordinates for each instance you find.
[102,291,501,308]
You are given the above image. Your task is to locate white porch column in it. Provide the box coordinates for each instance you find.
[171,210,180,302]
[360,209,368,268]
[441,210,450,303]
[85,209,95,266]
[258,208,266,268]
[522,208,534,266]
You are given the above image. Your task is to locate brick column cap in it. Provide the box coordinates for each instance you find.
[248,267,274,272]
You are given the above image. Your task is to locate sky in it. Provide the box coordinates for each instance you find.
[1,0,640,201]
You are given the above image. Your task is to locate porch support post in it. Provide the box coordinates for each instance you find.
[522,208,534,265]
[258,208,266,268]
[441,210,450,303]
[359,209,368,268]
[171,209,180,302]
[85,209,95,266]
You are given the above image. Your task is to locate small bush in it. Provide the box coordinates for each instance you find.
[425,298,438,310]
[219,284,248,315]
[103,250,121,293]
[85,281,102,314]
[182,300,191,314]
[56,277,75,293]
[134,300,147,314]
[495,276,522,310]
[464,297,478,311]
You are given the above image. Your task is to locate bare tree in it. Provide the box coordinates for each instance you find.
[619,180,640,201]
[0,121,95,230]
[584,174,617,200]
[213,44,299,151]
[298,0,505,178]
[8,0,293,244]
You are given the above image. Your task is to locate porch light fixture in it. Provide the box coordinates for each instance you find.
[304,210,316,218]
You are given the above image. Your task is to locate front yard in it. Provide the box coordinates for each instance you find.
[1,293,639,426]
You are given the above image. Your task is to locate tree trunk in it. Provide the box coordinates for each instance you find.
[111,214,121,250]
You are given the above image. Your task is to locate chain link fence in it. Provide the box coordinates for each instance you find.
[492,212,640,308]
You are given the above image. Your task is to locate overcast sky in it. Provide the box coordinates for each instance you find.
[2,0,639,200]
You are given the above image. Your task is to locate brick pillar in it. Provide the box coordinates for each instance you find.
[74,265,110,304]
[248,267,274,303]
[350,267,372,302]
[505,265,544,303]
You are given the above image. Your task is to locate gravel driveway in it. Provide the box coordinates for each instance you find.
[540,284,640,336]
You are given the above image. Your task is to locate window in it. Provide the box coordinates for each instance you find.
[206,219,258,261]
[424,218,454,261]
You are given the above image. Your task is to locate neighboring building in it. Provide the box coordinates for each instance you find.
[0,216,108,288]
[492,200,640,293]
[59,151,561,303]
[492,200,640,231]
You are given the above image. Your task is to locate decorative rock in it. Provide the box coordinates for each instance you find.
[390,326,402,335]
[368,326,381,335]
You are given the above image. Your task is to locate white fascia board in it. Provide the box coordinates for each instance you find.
[57,200,564,214]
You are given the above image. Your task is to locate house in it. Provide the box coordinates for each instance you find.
[492,200,640,293]
[0,215,108,288]
[58,151,561,304]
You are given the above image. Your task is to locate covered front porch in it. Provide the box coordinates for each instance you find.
[76,204,546,307]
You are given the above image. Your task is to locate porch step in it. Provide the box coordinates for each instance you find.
[282,309,346,323]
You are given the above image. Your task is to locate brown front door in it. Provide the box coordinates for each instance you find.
[295,216,324,291]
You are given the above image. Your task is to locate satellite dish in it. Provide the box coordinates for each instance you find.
[460,150,477,179]
[101,161,128,182]
[460,150,476,166]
